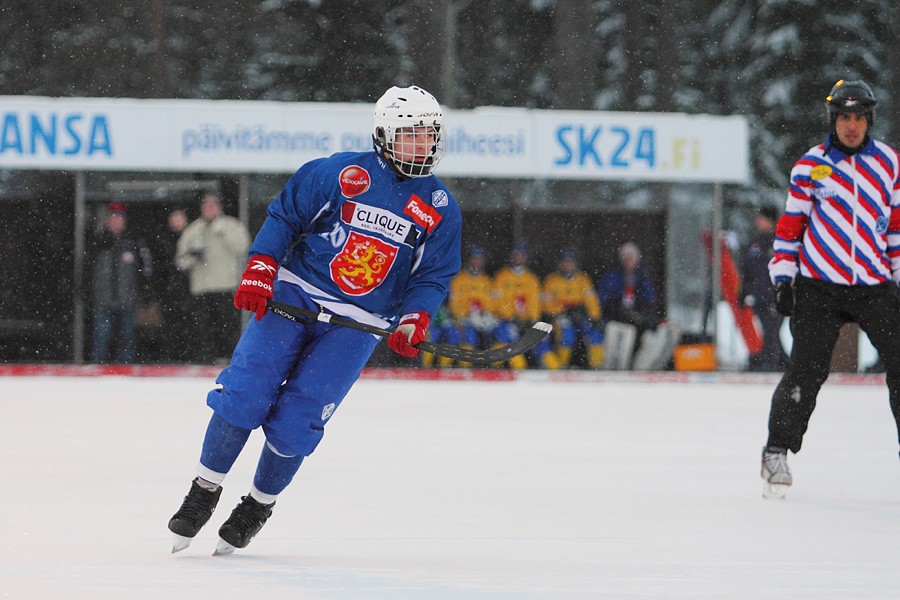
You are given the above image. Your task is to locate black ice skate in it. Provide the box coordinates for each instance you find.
[214,495,275,555]
[168,478,222,553]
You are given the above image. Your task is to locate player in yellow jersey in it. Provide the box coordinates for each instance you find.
[491,243,546,368]
[541,249,604,369]
[447,246,496,366]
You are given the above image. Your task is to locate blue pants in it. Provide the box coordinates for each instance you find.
[207,281,381,457]
[427,321,461,346]
[554,317,603,348]
[92,306,135,364]
[493,320,520,344]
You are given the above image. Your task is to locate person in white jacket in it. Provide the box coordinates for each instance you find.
[176,193,250,363]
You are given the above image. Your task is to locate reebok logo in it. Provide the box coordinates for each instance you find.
[249,260,276,276]
[241,279,272,292]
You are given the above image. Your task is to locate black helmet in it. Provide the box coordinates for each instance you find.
[825,79,877,127]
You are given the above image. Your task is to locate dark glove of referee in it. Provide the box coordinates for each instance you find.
[773,280,794,316]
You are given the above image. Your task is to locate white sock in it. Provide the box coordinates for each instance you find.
[197,463,227,489]
[249,484,277,506]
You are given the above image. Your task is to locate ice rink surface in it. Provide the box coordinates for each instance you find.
[3,373,900,599]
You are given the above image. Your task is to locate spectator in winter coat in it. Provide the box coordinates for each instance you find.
[90,202,153,364]
[156,209,192,362]
[598,242,657,330]
[739,205,787,372]
[596,242,660,370]
[175,193,251,363]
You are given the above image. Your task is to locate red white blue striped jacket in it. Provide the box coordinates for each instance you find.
[768,135,900,286]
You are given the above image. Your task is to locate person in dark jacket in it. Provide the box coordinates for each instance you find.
[597,242,659,369]
[739,205,787,372]
[155,209,192,362]
[598,242,658,330]
[90,202,153,364]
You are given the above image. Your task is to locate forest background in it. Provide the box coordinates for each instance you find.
[3,0,897,195]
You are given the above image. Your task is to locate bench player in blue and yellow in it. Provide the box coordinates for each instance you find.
[447,245,496,367]
[541,249,604,369]
[491,242,545,369]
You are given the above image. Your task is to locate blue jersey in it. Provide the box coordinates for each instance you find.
[251,150,462,325]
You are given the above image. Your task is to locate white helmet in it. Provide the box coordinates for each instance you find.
[373,85,444,178]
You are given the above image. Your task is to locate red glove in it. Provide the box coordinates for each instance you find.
[388,312,430,357]
[234,255,278,320]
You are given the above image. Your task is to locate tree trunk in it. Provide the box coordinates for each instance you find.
[552,0,597,109]
[407,0,451,104]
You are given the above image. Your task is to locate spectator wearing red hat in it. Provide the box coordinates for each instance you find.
[90,202,153,363]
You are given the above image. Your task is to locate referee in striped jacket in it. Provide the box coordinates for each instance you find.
[760,79,900,498]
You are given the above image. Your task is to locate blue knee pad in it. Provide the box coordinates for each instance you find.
[200,412,252,475]
[253,441,304,496]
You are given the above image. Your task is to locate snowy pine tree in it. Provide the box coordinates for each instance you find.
[742,0,893,190]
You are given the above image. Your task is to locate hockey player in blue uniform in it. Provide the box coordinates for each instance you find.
[168,86,462,554]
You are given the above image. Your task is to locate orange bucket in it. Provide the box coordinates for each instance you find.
[674,344,717,371]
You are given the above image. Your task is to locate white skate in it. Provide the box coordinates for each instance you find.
[761,446,792,499]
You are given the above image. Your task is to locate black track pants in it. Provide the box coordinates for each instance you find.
[766,276,900,453]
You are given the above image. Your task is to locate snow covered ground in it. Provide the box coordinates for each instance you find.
[3,374,900,599]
